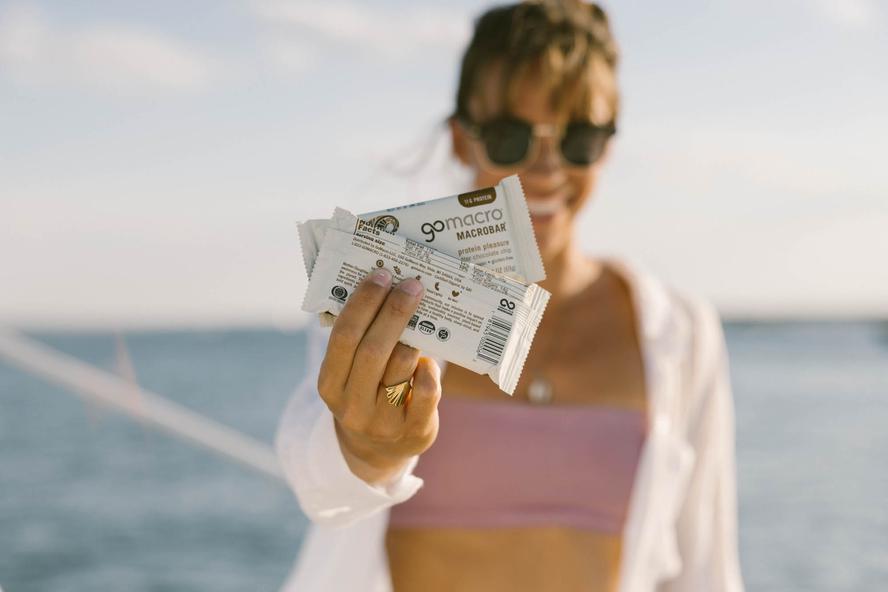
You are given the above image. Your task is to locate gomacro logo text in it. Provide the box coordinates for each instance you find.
[420,208,505,243]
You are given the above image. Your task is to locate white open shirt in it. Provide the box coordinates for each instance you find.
[275,261,745,592]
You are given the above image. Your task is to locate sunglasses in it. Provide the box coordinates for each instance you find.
[459,115,616,168]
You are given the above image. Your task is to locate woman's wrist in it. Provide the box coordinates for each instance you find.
[334,420,411,486]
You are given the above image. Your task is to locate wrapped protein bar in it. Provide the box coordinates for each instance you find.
[298,175,545,284]
[301,208,550,395]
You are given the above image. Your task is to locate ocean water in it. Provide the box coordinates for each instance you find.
[1,323,887,591]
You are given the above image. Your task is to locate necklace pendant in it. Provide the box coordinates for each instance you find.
[527,376,553,405]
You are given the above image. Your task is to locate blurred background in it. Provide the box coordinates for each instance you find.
[1,1,887,591]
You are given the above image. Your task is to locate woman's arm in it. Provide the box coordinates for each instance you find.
[661,302,744,592]
[275,355,424,526]
[275,271,440,527]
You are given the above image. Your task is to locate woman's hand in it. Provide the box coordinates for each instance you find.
[317,268,442,486]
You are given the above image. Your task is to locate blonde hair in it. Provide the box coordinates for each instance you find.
[455,1,620,124]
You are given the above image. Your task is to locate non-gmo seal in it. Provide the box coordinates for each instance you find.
[436,327,450,342]
[331,285,348,301]
[418,320,436,335]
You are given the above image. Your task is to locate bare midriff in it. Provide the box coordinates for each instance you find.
[386,527,622,592]
[385,263,644,592]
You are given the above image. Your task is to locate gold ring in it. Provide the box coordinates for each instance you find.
[384,379,412,407]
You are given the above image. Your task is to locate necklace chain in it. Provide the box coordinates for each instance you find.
[521,261,606,404]
[524,290,586,405]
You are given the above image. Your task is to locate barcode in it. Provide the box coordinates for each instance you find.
[407,315,419,330]
[476,315,512,365]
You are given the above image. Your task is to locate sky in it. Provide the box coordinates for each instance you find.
[1,0,887,328]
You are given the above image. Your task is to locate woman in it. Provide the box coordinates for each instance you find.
[277,2,744,591]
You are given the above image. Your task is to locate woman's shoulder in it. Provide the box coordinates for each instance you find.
[608,257,728,403]
[606,257,721,337]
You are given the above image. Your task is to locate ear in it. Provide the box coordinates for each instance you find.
[448,116,471,166]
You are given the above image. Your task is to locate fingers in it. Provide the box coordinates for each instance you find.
[345,278,424,399]
[376,342,421,416]
[364,354,440,450]
[405,357,442,440]
[318,268,392,405]
[317,270,432,468]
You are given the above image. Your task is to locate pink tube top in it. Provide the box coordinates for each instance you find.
[388,395,647,532]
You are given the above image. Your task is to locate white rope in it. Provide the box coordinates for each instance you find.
[0,328,285,483]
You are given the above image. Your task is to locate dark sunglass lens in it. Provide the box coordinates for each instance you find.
[561,123,614,166]
[480,119,532,166]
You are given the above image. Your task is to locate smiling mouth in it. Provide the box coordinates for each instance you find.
[527,191,576,219]
[527,200,562,216]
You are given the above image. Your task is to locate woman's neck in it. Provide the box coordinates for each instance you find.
[538,240,603,304]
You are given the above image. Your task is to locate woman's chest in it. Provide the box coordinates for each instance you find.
[443,311,647,410]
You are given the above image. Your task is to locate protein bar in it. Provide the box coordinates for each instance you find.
[301,208,549,395]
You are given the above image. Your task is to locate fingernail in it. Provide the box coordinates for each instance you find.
[397,278,423,296]
[369,268,391,287]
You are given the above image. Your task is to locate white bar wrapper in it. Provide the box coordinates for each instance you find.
[301,208,550,395]
[297,175,545,284]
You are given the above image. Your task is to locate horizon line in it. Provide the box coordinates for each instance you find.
[2,314,887,334]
